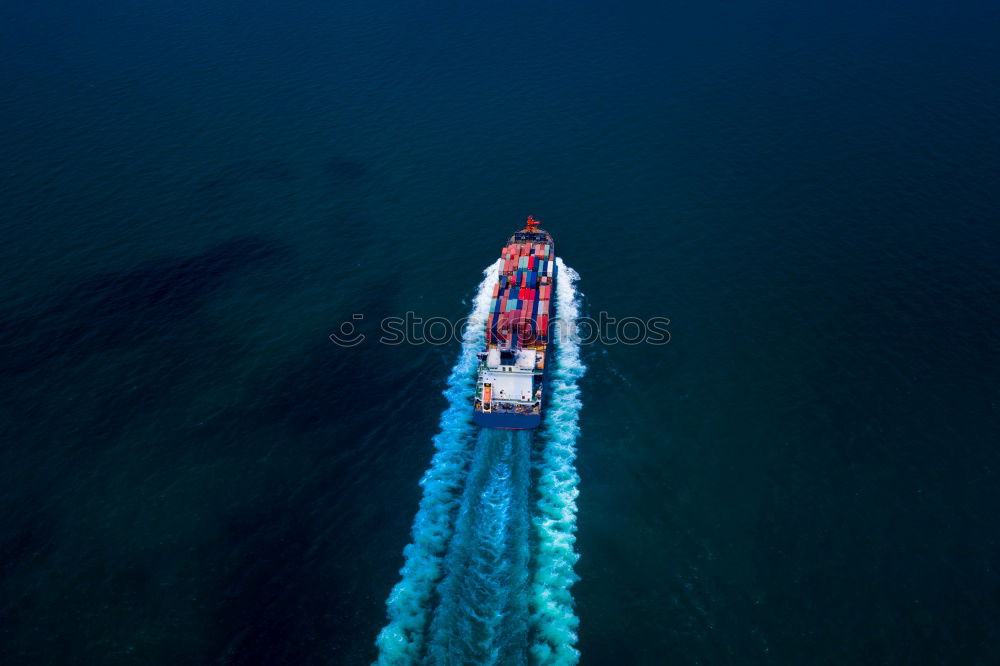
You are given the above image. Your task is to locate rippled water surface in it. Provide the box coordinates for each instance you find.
[1,1,998,664]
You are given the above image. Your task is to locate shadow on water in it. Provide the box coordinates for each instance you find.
[0,505,56,576]
[0,236,284,377]
[190,155,368,212]
[209,493,335,665]
[242,275,405,435]
[191,160,298,210]
[0,228,433,663]
[202,283,451,664]
[323,157,368,184]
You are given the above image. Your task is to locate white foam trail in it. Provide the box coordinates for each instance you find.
[374,260,502,665]
[531,259,586,665]
[426,429,531,665]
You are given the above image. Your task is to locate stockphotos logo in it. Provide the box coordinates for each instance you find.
[328,312,670,347]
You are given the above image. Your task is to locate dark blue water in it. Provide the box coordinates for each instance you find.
[2,1,998,663]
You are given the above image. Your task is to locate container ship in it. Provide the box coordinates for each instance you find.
[473,216,556,429]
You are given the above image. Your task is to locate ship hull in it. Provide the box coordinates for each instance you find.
[472,412,542,429]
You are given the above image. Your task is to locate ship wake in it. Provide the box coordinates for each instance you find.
[374,260,501,664]
[530,258,585,665]
[426,428,532,665]
[374,258,585,665]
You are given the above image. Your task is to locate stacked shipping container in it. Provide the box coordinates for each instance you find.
[486,241,554,346]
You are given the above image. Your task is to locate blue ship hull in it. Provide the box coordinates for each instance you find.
[472,411,542,429]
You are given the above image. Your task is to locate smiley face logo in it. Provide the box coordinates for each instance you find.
[329,313,366,347]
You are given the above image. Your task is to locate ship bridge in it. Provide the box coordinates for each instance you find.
[480,348,536,403]
[480,370,534,404]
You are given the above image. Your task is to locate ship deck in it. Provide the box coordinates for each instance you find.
[473,217,555,429]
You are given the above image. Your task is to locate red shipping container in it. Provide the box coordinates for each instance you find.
[539,315,549,336]
[528,256,535,270]
[492,283,500,299]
